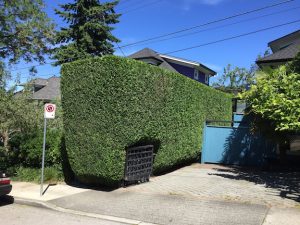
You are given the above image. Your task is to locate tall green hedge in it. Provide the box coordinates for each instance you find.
[61,56,232,186]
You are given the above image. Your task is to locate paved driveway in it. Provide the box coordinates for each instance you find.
[125,164,300,208]
[49,163,300,225]
[51,189,268,225]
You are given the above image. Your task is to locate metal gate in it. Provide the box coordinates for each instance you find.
[124,145,154,185]
[201,114,276,167]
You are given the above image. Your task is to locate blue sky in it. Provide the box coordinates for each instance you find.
[11,0,300,84]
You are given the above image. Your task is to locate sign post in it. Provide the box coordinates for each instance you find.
[40,103,56,196]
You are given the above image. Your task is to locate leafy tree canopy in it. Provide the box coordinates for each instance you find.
[289,51,300,74]
[241,65,300,132]
[212,64,255,94]
[0,0,55,64]
[53,0,120,65]
[0,86,42,151]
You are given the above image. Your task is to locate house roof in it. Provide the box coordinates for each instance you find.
[128,48,216,76]
[256,41,300,64]
[32,78,49,86]
[33,76,60,101]
[128,48,164,62]
[26,76,61,101]
[268,29,300,48]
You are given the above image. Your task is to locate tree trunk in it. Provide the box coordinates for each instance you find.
[2,130,9,152]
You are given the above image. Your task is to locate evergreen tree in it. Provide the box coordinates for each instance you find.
[53,0,121,65]
[0,0,55,64]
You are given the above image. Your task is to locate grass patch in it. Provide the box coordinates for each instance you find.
[12,166,64,183]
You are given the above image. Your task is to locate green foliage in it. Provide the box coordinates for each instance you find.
[213,64,255,94]
[289,51,300,74]
[53,0,120,65]
[61,56,232,186]
[241,65,300,132]
[0,81,64,173]
[0,88,43,151]
[12,166,64,183]
[0,61,10,90]
[9,130,62,168]
[0,0,55,63]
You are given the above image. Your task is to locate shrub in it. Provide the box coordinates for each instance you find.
[12,166,64,183]
[9,129,62,168]
[61,56,232,186]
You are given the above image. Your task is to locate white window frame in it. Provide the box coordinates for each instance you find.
[205,74,209,84]
[194,69,199,80]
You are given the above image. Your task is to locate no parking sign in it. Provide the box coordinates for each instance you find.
[44,103,56,119]
[41,103,56,196]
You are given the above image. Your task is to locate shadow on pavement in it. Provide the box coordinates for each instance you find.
[0,195,14,207]
[66,181,118,192]
[42,183,57,195]
[209,167,300,203]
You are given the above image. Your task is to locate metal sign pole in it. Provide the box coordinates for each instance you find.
[40,118,47,196]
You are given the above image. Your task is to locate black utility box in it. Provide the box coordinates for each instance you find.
[123,145,154,186]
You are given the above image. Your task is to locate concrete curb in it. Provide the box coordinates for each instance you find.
[14,197,157,225]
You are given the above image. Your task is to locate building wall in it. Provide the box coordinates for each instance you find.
[168,62,207,84]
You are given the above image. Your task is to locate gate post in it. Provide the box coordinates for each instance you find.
[201,121,207,164]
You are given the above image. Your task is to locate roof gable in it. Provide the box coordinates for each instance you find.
[32,76,60,100]
[257,41,300,64]
[269,29,300,53]
[128,48,216,76]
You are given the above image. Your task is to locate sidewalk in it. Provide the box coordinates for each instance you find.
[11,181,89,201]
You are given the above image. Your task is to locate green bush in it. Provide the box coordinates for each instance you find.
[8,129,62,168]
[61,56,232,186]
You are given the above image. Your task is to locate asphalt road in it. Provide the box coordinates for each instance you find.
[0,203,125,225]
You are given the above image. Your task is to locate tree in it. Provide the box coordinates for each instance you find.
[0,0,55,64]
[0,61,10,90]
[0,0,56,149]
[212,64,255,94]
[0,87,42,151]
[241,65,300,163]
[53,0,121,65]
[242,66,300,132]
[289,51,300,74]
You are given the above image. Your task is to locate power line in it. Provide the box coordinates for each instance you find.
[129,5,300,48]
[118,0,134,6]
[100,13,126,57]
[10,61,56,72]
[118,0,296,48]
[14,73,60,79]
[163,19,300,55]
[14,17,300,79]
[114,41,126,56]
[122,0,162,14]
[118,0,145,10]
[55,0,160,28]
[9,0,296,72]
[11,18,300,78]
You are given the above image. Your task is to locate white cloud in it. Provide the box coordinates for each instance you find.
[200,0,225,5]
[182,0,226,11]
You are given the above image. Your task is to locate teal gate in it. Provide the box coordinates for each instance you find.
[201,114,276,167]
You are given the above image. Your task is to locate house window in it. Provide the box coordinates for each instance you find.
[194,69,199,80]
[205,74,209,84]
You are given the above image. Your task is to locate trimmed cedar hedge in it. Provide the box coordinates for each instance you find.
[61,56,232,186]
